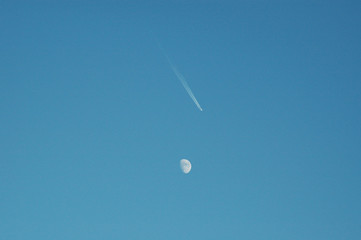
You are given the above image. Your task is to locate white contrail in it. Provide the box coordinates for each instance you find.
[153,36,203,111]
[169,65,203,111]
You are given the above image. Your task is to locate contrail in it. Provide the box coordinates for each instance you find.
[169,65,203,111]
[153,37,203,111]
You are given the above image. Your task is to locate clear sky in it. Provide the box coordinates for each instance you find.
[1,1,361,239]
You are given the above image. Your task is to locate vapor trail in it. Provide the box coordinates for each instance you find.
[169,65,203,111]
[153,37,203,111]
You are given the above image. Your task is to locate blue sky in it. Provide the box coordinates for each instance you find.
[1,1,361,239]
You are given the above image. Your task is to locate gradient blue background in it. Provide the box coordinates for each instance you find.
[1,1,361,239]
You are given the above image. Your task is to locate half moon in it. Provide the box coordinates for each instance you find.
[180,159,191,174]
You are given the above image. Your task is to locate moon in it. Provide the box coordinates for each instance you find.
[180,159,191,174]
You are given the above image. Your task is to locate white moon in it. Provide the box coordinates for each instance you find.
[180,159,191,174]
